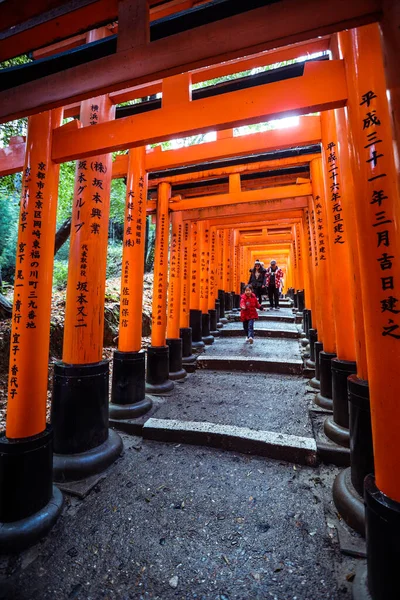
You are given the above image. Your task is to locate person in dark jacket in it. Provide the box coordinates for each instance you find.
[240,285,262,344]
[265,259,284,310]
[248,260,266,305]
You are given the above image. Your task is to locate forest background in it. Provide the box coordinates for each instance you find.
[0,51,318,295]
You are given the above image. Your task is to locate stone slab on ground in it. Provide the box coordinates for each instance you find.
[0,436,357,600]
[143,418,317,466]
[150,370,313,438]
[198,337,303,374]
[220,321,299,339]
[231,313,296,324]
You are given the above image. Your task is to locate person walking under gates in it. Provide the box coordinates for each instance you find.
[240,284,262,344]
[248,260,266,305]
[265,259,284,310]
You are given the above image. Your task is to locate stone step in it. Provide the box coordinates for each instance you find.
[143,418,317,466]
[219,327,299,339]
[197,354,303,375]
[230,314,296,324]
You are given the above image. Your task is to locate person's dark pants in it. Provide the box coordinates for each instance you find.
[253,286,263,305]
[243,319,255,338]
[268,285,280,308]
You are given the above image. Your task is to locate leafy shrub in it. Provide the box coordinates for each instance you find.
[106,242,123,279]
[53,260,69,290]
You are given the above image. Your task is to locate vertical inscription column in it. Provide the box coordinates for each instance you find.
[0,110,64,551]
[311,158,337,411]
[51,95,122,483]
[166,211,186,380]
[208,227,219,335]
[199,220,213,345]
[110,147,152,419]
[321,110,357,449]
[179,219,195,363]
[189,221,204,349]
[339,25,400,598]
[145,182,174,394]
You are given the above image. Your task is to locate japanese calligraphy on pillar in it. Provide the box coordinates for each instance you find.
[200,225,209,304]
[359,89,400,340]
[153,211,167,330]
[310,207,319,267]
[190,222,198,301]
[209,228,216,305]
[314,195,327,262]
[296,227,302,263]
[181,221,190,322]
[168,219,182,323]
[120,173,145,331]
[305,210,313,260]
[325,141,346,245]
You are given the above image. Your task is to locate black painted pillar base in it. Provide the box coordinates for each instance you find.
[306,328,317,368]
[201,313,214,345]
[224,292,232,314]
[297,290,305,312]
[309,341,323,390]
[110,351,152,420]
[209,308,219,336]
[145,346,174,395]
[218,290,226,321]
[52,360,123,482]
[352,475,400,600]
[166,338,187,380]
[324,359,357,447]
[215,299,223,329]
[179,327,196,363]
[0,426,64,553]
[315,351,336,410]
[190,309,205,349]
[333,467,365,537]
[333,376,373,537]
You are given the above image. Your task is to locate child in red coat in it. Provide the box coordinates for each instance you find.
[240,285,262,344]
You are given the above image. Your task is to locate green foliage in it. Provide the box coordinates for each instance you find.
[53,260,69,290]
[110,177,126,224]
[57,160,76,224]
[0,193,19,278]
[106,242,123,279]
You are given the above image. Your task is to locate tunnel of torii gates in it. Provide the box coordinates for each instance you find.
[0,4,400,596]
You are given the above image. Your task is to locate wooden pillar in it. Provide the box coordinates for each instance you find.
[51,91,122,483]
[0,110,64,550]
[6,110,62,439]
[110,146,152,417]
[151,182,170,348]
[117,147,147,354]
[311,157,337,410]
[199,221,210,316]
[300,214,314,315]
[167,211,183,340]
[379,0,400,188]
[166,211,186,379]
[189,221,200,310]
[199,220,213,344]
[179,219,190,329]
[338,24,400,598]
[321,110,357,362]
[62,95,114,364]
[208,227,218,311]
[222,229,230,291]
[146,182,174,393]
[311,158,336,354]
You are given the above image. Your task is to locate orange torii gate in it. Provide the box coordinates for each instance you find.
[1,11,400,598]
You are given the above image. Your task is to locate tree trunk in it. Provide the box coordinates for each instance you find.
[54,217,71,255]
